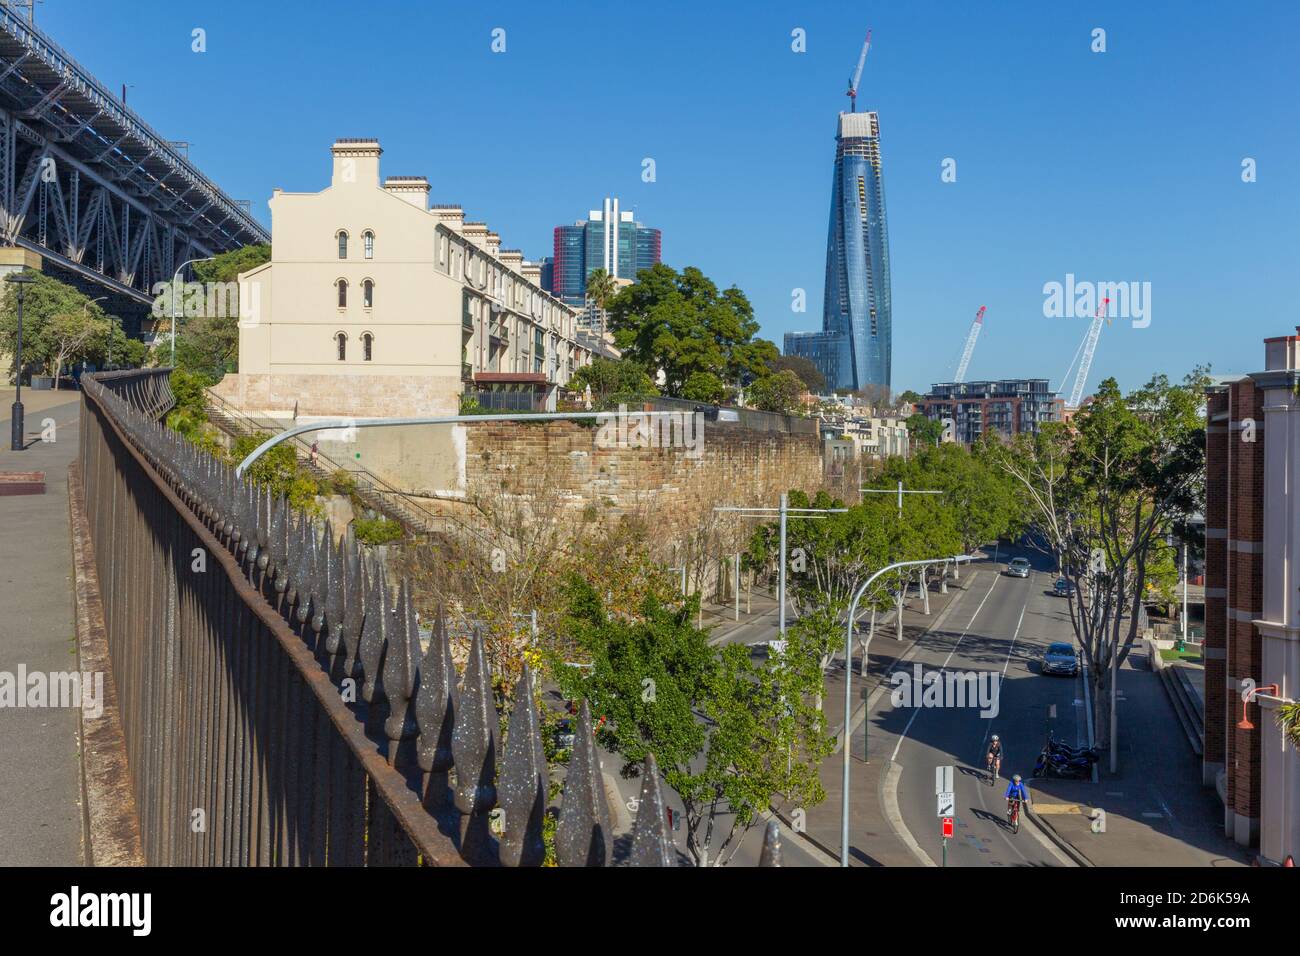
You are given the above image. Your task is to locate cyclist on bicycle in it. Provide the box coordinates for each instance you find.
[1005,773,1029,814]
[986,734,1003,776]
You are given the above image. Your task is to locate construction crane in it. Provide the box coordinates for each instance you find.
[1062,297,1111,409]
[953,305,986,383]
[846,30,872,112]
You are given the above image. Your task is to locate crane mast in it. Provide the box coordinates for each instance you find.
[953,305,985,383]
[1066,297,1111,409]
[846,30,872,112]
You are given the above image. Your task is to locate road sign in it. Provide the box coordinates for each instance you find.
[935,765,953,794]
[942,817,954,839]
[937,791,954,817]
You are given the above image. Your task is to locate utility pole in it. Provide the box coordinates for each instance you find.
[862,481,944,635]
[714,500,849,638]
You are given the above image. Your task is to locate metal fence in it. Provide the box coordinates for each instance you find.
[78,369,781,866]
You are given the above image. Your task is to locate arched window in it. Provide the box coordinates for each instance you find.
[362,332,373,362]
[335,331,347,361]
[363,230,374,260]
[336,279,348,308]
[363,279,374,308]
[337,230,348,259]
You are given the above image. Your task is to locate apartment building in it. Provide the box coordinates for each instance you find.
[1203,330,1300,863]
[217,139,598,418]
[918,378,1062,444]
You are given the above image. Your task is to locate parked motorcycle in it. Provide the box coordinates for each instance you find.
[1032,747,1094,779]
[1046,736,1099,763]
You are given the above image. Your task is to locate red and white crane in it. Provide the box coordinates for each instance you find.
[953,305,986,383]
[846,30,872,112]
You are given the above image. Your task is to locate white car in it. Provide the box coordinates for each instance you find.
[1006,557,1031,578]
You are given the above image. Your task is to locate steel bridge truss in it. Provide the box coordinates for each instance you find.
[0,7,268,302]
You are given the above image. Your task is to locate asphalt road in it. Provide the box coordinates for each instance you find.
[883,549,1085,866]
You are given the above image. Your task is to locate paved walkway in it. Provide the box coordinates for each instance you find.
[0,390,85,866]
[1028,647,1248,867]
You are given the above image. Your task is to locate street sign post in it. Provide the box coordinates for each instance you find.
[935,765,953,794]
[936,766,955,866]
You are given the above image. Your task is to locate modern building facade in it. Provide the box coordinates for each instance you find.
[917,379,1062,444]
[785,110,893,393]
[547,197,661,306]
[1204,331,1300,863]
[216,139,598,419]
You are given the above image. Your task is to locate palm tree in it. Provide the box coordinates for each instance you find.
[1279,701,1300,750]
[584,268,617,337]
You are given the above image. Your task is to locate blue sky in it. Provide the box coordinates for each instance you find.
[38,0,1300,393]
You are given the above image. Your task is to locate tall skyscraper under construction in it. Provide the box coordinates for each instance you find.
[785,109,893,393]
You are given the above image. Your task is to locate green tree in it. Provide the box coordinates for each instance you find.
[991,371,1207,746]
[229,431,320,513]
[568,357,658,402]
[906,412,943,447]
[0,271,119,382]
[584,267,616,314]
[681,370,726,403]
[770,354,826,394]
[607,263,777,397]
[876,442,1022,556]
[747,369,806,415]
[554,578,832,866]
[897,389,923,405]
[161,243,271,377]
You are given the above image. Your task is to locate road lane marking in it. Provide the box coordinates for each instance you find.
[890,572,1001,763]
[981,587,1031,753]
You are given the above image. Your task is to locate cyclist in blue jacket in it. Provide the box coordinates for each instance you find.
[1005,774,1029,814]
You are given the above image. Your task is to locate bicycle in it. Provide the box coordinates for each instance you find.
[1006,798,1021,833]
[986,752,1001,786]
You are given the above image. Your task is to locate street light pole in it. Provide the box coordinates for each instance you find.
[778,493,787,636]
[713,501,850,639]
[862,482,945,636]
[7,271,35,451]
[841,553,971,866]
[170,256,213,366]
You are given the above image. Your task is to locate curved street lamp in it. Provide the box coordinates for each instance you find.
[839,553,973,867]
[170,256,214,365]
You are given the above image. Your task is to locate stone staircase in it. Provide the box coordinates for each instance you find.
[203,390,494,550]
[1153,648,1205,756]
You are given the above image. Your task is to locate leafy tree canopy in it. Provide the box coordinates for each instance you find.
[770,354,826,394]
[608,264,778,397]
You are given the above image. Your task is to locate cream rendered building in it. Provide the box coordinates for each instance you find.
[215,138,598,419]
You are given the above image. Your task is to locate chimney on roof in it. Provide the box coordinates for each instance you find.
[384,175,430,209]
[331,138,382,188]
[431,205,464,231]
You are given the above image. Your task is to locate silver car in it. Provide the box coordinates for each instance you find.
[1042,642,1080,676]
[1006,557,1031,578]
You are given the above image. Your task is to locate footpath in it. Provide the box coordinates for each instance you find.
[1027,646,1250,867]
[0,391,85,866]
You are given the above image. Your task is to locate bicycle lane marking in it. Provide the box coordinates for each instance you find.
[889,571,1001,763]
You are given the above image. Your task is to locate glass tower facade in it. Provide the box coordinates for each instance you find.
[785,111,892,392]
[547,198,661,306]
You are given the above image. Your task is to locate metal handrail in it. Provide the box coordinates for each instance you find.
[203,388,495,549]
